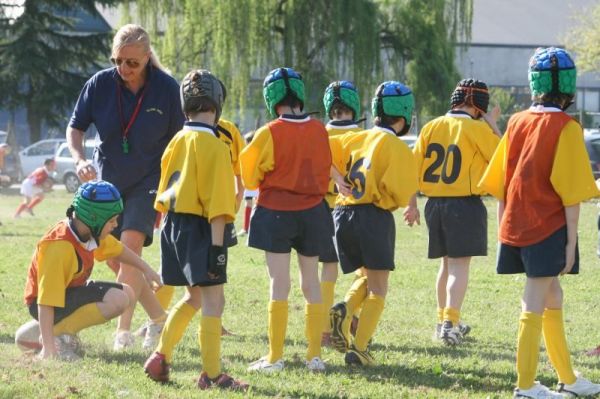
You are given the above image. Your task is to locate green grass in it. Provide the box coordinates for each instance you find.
[2,188,600,398]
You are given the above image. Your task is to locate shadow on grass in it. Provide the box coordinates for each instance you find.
[0,332,15,344]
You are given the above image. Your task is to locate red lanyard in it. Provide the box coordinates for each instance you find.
[117,82,148,154]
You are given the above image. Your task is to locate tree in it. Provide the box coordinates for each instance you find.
[0,1,120,143]
[564,2,600,73]
[125,0,472,122]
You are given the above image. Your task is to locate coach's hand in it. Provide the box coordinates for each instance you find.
[76,159,97,182]
[208,245,227,281]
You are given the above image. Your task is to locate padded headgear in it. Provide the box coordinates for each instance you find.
[263,67,305,118]
[528,47,576,97]
[71,181,123,239]
[180,69,226,123]
[450,79,490,115]
[323,81,361,120]
[371,81,414,135]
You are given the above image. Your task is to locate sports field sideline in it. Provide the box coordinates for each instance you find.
[1,188,600,398]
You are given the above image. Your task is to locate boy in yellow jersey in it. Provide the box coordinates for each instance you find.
[480,47,600,398]
[242,67,342,373]
[143,70,248,391]
[320,80,364,347]
[147,117,244,337]
[329,81,419,366]
[16,180,162,360]
[407,79,501,346]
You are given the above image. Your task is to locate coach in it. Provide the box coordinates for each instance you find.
[66,24,184,350]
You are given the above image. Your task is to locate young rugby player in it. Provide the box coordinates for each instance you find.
[321,81,364,347]
[242,67,339,372]
[480,47,600,398]
[144,69,247,391]
[407,79,501,346]
[18,180,162,360]
[14,158,56,218]
[329,81,419,366]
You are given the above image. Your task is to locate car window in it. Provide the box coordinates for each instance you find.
[85,146,94,159]
[26,141,58,156]
[590,139,600,162]
[58,146,71,157]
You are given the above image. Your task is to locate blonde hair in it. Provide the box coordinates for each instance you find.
[112,24,166,72]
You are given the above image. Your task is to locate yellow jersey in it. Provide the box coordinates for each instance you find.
[413,111,499,197]
[330,126,418,211]
[217,119,245,176]
[325,121,363,208]
[155,121,236,222]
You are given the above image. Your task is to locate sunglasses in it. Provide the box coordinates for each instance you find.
[110,57,143,69]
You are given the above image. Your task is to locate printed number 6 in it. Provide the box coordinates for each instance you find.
[423,143,462,184]
[346,157,367,199]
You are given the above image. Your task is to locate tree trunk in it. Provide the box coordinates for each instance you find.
[26,103,42,144]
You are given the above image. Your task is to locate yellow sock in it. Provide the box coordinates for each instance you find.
[267,300,288,363]
[155,285,175,311]
[443,307,460,325]
[345,276,368,316]
[199,316,221,379]
[305,303,324,360]
[157,301,197,362]
[320,281,335,333]
[53,303,106,335]
[437,307,444,324]
[542,309,576,385]
[517,312,542,390]
[354,294,385,351]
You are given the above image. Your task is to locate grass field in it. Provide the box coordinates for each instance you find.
[2,188,600,398]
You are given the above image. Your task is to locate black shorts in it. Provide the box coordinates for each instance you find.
[160,212,226,287]
[112,184,157,247]
[424,196,487,259]
[28,281,123,324]
[319,206,339,263]
[333,204,395,274]
[248,202,332,257]
[497,225,579,277]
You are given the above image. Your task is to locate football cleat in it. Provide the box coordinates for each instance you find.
[514,382,563,398]
[247,356,284,373]
[113,330,135,351]
[330,302,350,353]
[345,344,375,366]
[197,372,249,391]
[306,356,326,372]
[144,352,170,383]
[557,374,600,396]
[142,321,164,351]
[441,320,463,346]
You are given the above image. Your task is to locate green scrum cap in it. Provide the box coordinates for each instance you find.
[71,181,123,238]
[528,47,576,97]
[371,81,414,134]
[263,67,305,118]
[323,80,361,120]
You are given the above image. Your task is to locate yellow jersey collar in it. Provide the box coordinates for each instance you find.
[184,121,217,136]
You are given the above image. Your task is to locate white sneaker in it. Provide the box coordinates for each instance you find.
[113,330,135,351]
[142,322,164,350]
[55,334,82,361]
[134,320,150,337]
[514,382,563,398]
[247,356,284,373]
[558,375,600,396]
[306,356,326,372]
[433,323,442,341]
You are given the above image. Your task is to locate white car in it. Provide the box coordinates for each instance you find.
[400,134,417,149]
[19,138,66,177]
[54,141,96,193]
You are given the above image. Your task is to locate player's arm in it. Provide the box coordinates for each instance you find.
[330,165,351,196]
[38,304,56,358]
[235,175,244,211]
[113,246,162,288]
[239,127,274,190]
[561,204,579,275]
[481,104,502,137]
[403,193,420,227]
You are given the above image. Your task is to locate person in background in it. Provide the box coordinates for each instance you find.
[14,158,56,218]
